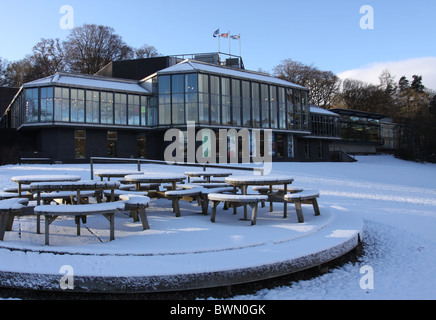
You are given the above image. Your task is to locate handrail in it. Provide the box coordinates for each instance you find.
[89,157,264,180]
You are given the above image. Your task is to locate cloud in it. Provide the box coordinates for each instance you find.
[337,57,436,91]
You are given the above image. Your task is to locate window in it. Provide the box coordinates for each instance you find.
[25,88,39,123]
[75,130,86,159]
[141,96,148,126]
[55,87,70,122]
[318,140,324,159]
[115,93,127,125]
[128,95,140,126]
[302,91,310,131]
[287,134,294,158]
[270,86,278,129]
[276,134,284,157]
[107,131,117,157]
[172,74,185,124]
[278,87,286,129]
[137,134,146,158]
[251,83,260,127]
[101,92,114,124]
[159,75,171,125]
[71,89,85,123]
[210,76,220,125]
[286,88,294,130]
[199,74,209,124]
[304,140,310,160]
[86,90,100,124]
[261,84,269,128]
[294,90,301,130]
[232,79,241,126]
[242,81,251,127]
[40,87,53,122]
[221,77,231,125]
[185,73,198,123]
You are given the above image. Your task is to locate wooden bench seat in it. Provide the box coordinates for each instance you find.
[0,198,30,240]
[33,191,95,205]
[119,195,151,230]
[34,202,125,245]
[164,188,203,217]
[284,190,320,223]
[208,194,268,226]
[0,192,21,200]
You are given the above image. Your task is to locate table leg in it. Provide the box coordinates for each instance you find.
[284,184,288,218]
[243,185,248,220]
[269,185,273,212]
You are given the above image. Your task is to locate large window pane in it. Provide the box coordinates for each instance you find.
[232,79,241,126]
[128,95,140,126]
[25,88,39,123]
[71,89,84,123]
[115,93,127,125]
[286,88,294,130]
[55,87,70,122]
[278,87,286,129]
[210,76,220,125]
[221,77,231,125]
[86,90,100,123]
[199,74,209,124]
[261,84,269,128]
[251,83,260,127]
[185,74,198,123]
[40,87,53,122]
[242,81,251,127]
[270,86,278,129]
[101,92,114,124]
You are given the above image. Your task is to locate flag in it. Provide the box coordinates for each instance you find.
[213,29,220,38]
[221,33,229,38]
[230,34,240,40]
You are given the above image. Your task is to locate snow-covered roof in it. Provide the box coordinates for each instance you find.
[310,106,340,117]
[147,60,308,90]
[23,72,150,95]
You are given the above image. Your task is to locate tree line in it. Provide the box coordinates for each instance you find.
[0,24,159,87]
[274,59,436,162]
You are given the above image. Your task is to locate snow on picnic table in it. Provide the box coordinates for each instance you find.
[1,154,436,300]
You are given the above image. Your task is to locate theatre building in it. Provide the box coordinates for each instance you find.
[0,53,341,163]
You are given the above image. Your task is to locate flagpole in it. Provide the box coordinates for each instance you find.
[229,31,231,56]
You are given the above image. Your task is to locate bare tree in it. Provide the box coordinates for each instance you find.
[63,24,134,74]
[135,44,160,59]
[273,59,340,108]
[31,38,66,76]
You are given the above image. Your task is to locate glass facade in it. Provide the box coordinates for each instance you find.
[155,72,310,131]
[9,86,151,128]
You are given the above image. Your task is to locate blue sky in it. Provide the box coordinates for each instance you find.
[1,0,435,88]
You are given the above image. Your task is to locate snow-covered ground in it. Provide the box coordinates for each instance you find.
[0,154,435,300]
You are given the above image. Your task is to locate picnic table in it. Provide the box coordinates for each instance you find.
[225,175,295,220]
[124,173,186,192]
[184,171,232,183]
[30,180,120,234]
[124,173,193,217]
[11,175,82,198]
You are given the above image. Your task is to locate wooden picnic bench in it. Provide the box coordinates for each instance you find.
[208,193,268,226]
[34,202,125,246]
[284,190,321,223]
[0,198,30,241]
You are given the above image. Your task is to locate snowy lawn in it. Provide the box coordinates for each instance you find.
[0,154,435,300]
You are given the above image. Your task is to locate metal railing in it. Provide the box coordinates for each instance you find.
[89,157,264,180]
